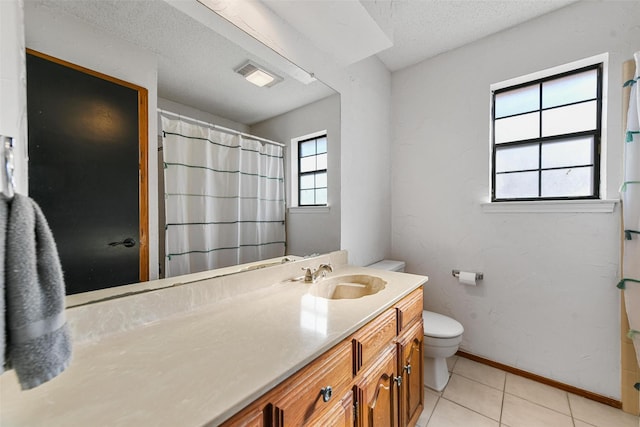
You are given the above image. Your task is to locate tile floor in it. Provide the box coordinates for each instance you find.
[415,356,640,427]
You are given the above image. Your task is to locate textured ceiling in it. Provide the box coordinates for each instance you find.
[263,0,393,67]
[25,0,336,125]
[358,0,579,71]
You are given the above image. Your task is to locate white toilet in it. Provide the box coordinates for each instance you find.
[421,310,464,391]
[368,260,464,392]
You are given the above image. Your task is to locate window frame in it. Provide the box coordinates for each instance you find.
[294,132,328,207]
[490,63,603,202]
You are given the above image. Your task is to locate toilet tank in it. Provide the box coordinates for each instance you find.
[367,260,406,272]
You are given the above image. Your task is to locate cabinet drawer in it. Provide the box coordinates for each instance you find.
[352,308,396,375]
[395,287,423,335]
[308,390,353,427]
[271,341,352,426]
[222,405,266,427]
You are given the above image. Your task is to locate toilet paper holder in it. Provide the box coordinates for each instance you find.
[452,270,483,280]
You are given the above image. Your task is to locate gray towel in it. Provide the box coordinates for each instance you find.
[4,194,72,390]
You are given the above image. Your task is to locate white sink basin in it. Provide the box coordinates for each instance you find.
[308,274,387,300]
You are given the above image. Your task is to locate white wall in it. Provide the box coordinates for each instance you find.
[391,1,640,398]
[332,57,393,266]
[251,94,341,256]
[0,0,27,195]
[24,3,160,280]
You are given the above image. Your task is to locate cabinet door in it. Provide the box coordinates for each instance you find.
[309,390,353,427]
[397,320,424,427]
[354,345,399,427]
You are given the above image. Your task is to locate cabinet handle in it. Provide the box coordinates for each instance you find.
[403,364,412,375]
[394,376,402,387]
[320,386,333,402]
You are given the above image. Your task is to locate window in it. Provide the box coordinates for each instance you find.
[491,64,602,201]
[298,134,327,206]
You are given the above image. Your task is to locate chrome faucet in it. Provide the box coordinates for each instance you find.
[302,264,333,283]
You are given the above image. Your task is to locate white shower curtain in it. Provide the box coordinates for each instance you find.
[161,116,286,278]
[621,51,640,375]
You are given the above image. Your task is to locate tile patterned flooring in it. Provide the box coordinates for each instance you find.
[415,356,640,427]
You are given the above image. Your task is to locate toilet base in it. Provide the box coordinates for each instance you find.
[423,356,450,392]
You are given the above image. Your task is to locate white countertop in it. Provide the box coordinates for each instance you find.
[0,265,426,427]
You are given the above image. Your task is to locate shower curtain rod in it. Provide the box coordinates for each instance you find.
[157,108,285,148]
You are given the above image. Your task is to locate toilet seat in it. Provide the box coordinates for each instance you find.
[422,310,464,338]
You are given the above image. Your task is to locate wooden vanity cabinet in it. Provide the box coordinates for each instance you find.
[351,308,397,376]
[308,390,354,426]
[271,341,352,426]
[352,287,424,426]
[222,286,424,427]
[223,341,352,427]
[224,406,267,427]
[353,344,399,427]
[395,288,423,335]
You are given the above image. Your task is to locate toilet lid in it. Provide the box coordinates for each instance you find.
[422,311,464,338]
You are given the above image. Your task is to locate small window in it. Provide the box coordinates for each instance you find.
[491,64,602,201]
[298,135,327,206]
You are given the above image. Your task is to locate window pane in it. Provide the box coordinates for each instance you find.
[495,144,539,173]
[494,112,540,143]
[300,189,315,205]
[300,174,315,189]
[316,172,327,188]
[541,101,597,137]
[300,156,316,173]
[315,188,327,205]
[316,153,327,170]
[541,137,594,169]
[495,171,538,199]
[541,167,593,197]
[495,84,539,118]
[300,140,316,157]
[316,137,327,154]
[542,69,597,109]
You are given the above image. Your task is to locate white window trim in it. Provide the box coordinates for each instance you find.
[288,206,330,214]
[481,199,617,214]
[486,53,610,209]
[289,129,328,208]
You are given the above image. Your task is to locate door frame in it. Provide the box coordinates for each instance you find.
[27,48,149,282]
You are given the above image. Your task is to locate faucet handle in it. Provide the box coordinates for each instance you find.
[319,263,333,272]
[318,263,332,279]
[302,267,313,282]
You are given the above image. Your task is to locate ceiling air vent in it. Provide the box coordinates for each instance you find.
[235,61,283,88]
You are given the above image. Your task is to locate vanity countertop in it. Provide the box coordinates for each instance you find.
[0,265,427,427]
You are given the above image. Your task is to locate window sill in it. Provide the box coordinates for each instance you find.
[481,199,618,213]
[288,206,330,214]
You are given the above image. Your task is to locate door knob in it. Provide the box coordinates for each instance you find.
[108,238,136,248]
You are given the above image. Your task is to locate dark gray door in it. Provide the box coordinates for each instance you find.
[27,52,141,295]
